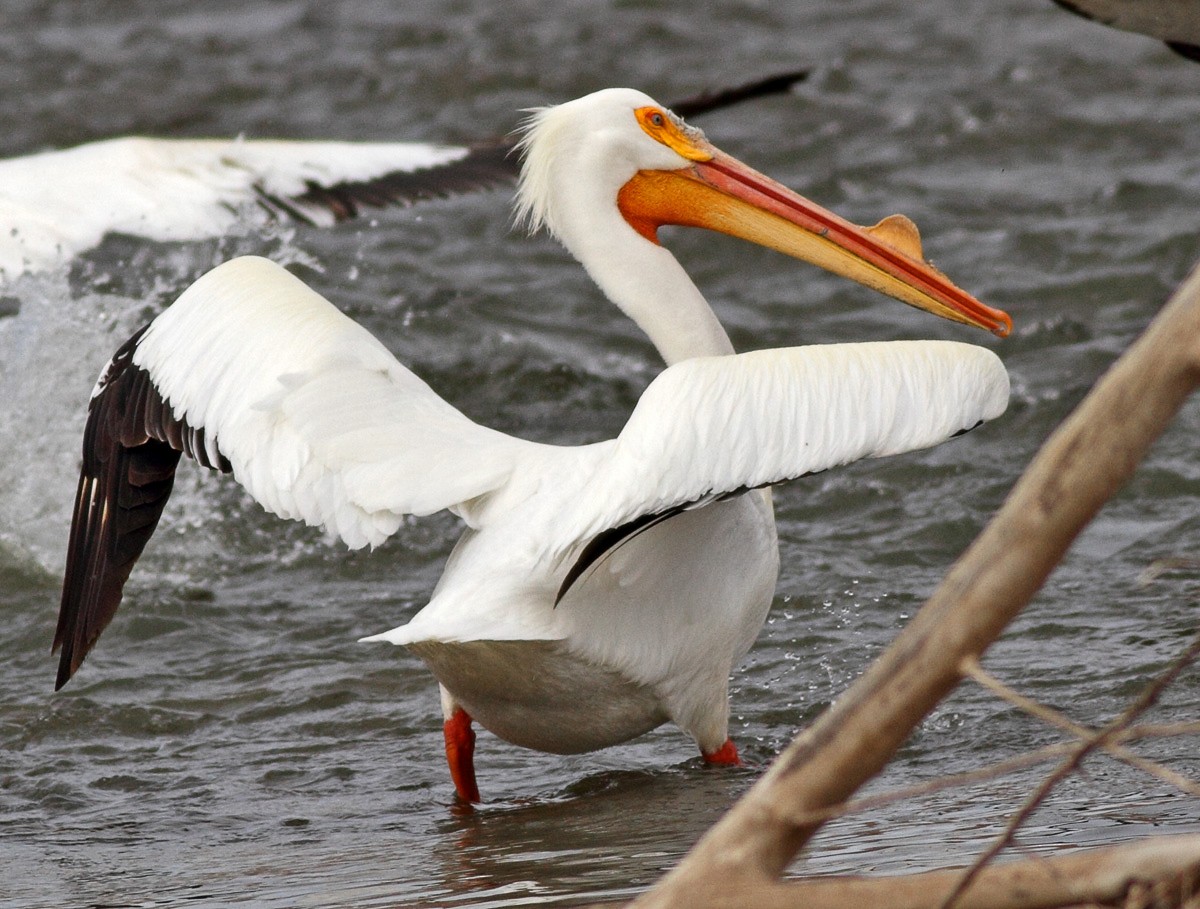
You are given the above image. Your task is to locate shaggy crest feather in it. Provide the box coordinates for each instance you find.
[512,104,569,238]
[513,88,705,243]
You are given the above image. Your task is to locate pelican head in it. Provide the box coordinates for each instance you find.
[515,88,1011,352]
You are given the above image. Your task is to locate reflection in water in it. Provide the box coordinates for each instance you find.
[431,767,750,905]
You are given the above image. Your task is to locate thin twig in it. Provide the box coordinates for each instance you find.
[939,634,1200,909]
[1129,721,1200,738]
[962,656,1200,799]
[777,723,1200,832]
[782,721,1200,828]
[1138,556,1200,588]
[784,741,1076,826]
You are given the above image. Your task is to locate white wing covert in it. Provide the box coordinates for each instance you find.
[133,255,533,546]
[554,341,1009,551]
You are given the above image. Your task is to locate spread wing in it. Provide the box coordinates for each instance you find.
[53,255,538,688]
[0,137,506,280]
[553,341,1009,570]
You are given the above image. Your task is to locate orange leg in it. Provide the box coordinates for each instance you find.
[443,707,481,803]
[701,738,742,767]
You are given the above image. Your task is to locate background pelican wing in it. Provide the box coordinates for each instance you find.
[0,138,495,280]
[54,255,533,687]
[557,341,1010,553]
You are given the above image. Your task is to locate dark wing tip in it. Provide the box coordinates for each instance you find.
[53,328,228,690]
[1047,0,1095,21]
[556,488,758,606]
[1166,40,1200,63]
[951,419,986,439]
[667,68,812,120]
[281,141,517,224]
[1048,0,1200,62]
[555,511,677,606]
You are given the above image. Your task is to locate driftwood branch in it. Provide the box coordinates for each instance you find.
[617,835,1200,909]
[627,262,1200,908]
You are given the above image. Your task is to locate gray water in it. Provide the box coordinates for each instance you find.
[2,1,1200,906]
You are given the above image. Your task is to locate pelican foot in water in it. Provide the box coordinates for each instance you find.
[444,707,481,804]
[701,738,743,767]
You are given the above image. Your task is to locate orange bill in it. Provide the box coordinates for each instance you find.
[620,106,1011,337]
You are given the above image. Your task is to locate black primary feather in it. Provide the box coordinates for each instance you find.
[53,327,231,690]
[555,486,772,606]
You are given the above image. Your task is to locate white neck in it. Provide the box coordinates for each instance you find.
[558,203,734,367]
[514,90,734,366]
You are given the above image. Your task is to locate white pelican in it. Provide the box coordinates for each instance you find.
[52,88,1011,803]
[0,71,807,282]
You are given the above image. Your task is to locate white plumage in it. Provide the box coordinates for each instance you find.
[55,88,1012,803]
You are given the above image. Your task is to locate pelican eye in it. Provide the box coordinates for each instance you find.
[634,105,713,162]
